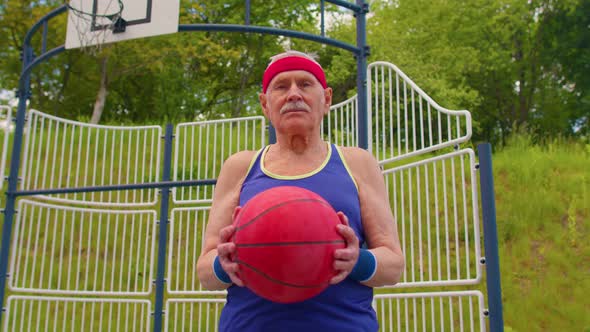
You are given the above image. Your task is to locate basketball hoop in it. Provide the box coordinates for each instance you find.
[66,0,126,54]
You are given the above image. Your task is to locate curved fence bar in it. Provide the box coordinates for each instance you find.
[368,62,472,164]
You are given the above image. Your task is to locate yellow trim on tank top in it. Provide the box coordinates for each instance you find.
[334,145,359,192]
[260,142,332,180]
[244,148,264,177]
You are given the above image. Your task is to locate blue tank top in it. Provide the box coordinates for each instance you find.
[219,143,378,332]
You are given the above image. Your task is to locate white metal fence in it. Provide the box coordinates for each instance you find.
[373,291,486,332]
[384,149,482,288]
[8,200,157,296]
[3,61,489,331]
[165,299,225,332]
[4,296,151,331]
[322,95,358,147]
[368,62,472,163]
[167,206,223,295]
[21,110,162,206]
[172,116,266,204]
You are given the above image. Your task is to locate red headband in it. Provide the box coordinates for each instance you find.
[262,56,327,93]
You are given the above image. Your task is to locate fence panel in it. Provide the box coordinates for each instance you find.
[8,199,158,296]
[165,298,225,332]
[322,95,358,147]
[374,291,486,332]
[173,117,266,204]
[20,110,161,206]
[4,296,151,332]
[167,206,225,295]
[383,149,483,288]
[368,62,472,163]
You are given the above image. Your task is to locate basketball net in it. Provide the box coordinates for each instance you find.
[66,0,126,54]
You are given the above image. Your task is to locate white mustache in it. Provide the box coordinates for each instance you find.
[280,101,311,114]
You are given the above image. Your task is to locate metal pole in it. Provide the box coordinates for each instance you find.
[355,0,369,149]
[0,42,34,327]
[152,124,174,332]
[477,143,504,332]
[320,0,325,37]
[245,0,251,25]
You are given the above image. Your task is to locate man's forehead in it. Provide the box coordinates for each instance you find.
[270,70,319,82]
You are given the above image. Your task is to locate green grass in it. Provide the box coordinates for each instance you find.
[493,135,590,332]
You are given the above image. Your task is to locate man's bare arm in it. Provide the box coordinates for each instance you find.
[196,150,257,290]
[342,147,405,287]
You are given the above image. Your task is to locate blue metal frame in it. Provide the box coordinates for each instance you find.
[0,5,68,329]
[153,124,174,332]
[478,143,505,332]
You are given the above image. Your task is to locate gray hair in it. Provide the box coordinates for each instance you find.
[268,50,321,67]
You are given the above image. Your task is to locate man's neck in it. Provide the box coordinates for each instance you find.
[274,134,325,155]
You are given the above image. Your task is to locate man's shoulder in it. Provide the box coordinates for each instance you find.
[338,146,377,164]
[337,146,381,179]
[223,150,260,170]
[216,149,260,186]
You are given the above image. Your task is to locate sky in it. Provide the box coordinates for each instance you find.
[0,89,17,107]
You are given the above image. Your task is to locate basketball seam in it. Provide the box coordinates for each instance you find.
[235,260,330,289]
[236,240,345,247]
[234,198,333,232]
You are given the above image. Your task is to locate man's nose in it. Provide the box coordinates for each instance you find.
[286,83,303,101]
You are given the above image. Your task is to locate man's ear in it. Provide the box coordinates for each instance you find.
[323,87,333,115]
[259,92,269,118]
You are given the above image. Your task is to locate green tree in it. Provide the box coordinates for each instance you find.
[536,0,590,138]
[327,0,589,144]
[0,0,324,124]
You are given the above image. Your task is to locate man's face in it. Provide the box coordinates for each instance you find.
[259,70,332,134]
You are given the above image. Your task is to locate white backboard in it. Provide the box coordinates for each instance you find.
[65,0,180,49]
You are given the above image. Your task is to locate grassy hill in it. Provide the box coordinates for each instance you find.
[492,135,589,331]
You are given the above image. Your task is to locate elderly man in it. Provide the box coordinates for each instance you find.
[196,50,404,332]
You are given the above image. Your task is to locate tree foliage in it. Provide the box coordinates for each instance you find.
[327,0,589,144]
[0,0,323,123]
[0,0,587,144]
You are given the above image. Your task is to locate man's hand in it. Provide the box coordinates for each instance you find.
[216,207,245,286]
[330,212,360,284]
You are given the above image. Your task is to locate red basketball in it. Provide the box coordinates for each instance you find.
[232,186,345,303]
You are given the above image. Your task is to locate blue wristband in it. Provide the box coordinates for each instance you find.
[213,255,232,284]
[349,249,377,282]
